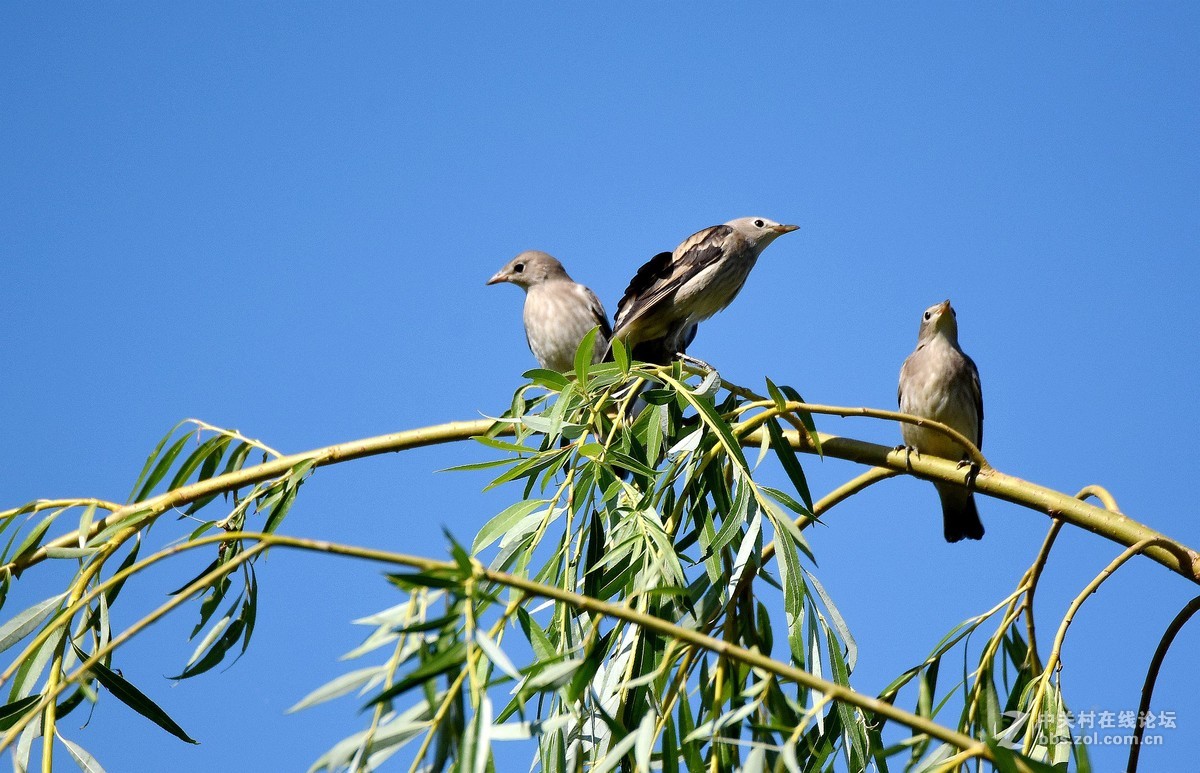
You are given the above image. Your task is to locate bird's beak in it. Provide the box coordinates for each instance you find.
[486,271,507,286]
[773,224,800,234]
[937,299,952,314]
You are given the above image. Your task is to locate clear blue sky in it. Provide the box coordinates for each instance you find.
[2,4,1198,770]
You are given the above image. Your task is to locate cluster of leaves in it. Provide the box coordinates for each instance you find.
[302,340,875,772]
[0,421,313,770]
[0,334,1116,772]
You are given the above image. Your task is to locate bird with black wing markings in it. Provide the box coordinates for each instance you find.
[898,299,986,543]
[611,217,799,366]
[488,251,611,372]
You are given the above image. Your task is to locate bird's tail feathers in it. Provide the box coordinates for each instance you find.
[936,485,985,543]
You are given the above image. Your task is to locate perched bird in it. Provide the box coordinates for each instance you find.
[487,251,611,372]
[611,217,799,365]
[898,300,985,542]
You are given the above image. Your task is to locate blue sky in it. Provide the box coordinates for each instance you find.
[2,3,1198,770]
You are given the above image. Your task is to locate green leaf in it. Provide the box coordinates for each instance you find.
[574,326,600,384]
[287,666,385,713]
[986,740,1065,773]
[131,432,193,503]
[662,373,749,472]
[71,642,199,744]
[473,499,548,554]
[611,336,630,373]
[0,695,41,731]
[766,419,814,511]
[522,368,571,390]
[58,734,107,773]
[126,421,189,503]
[0,593,65,655]
[778,385,822,456]
[369,640,467,705]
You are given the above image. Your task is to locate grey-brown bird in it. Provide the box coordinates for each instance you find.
[611,217,798,365]
[898,299,985,542]
[488,251,611,372]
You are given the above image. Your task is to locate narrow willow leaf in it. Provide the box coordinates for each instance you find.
[574,326,599,384]
[522,368,570,390]
[473,499,548,554]
[662,374,748,471]
[10,628,65,702]
[58,734,107,773]
[766,418,815,511]
[167,435,229,492]
[0,695,41,731]
[474,630,521,681]
[369,640,467,705]
[126,421,189,502]
[287,667,386,714]
[592,727,640,773]
[76,504,97,549]
[778,384,822,456]
[611,336,630,373]
[0,593,65,655]
[43,547,99,559]
[9,510,61,566]
[802,566,857,670]
[70,643,198,744]
[132,432,193,503]
[13,710,39,773]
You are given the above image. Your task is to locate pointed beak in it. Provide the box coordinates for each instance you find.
[772,223,800,235]
[486,271,507,286]
[937,299,952,314]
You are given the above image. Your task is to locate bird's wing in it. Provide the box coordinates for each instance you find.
[897,350,917,407]
[613,225,734,334]
[963,353,983,449]
[581,285,613,339]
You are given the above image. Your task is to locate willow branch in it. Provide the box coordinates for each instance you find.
[1022,519,1065,671]
[1127,594,1200,773]
[4,416,1196,584]
[0,531,990,759]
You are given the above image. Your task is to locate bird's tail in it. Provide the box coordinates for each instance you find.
[936,484,985,543]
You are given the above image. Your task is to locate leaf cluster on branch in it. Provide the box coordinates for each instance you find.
[0,345,1194,772]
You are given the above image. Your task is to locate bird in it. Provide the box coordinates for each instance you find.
[487,251,611,372]
[897,299,985,542]
[611,217,799,365]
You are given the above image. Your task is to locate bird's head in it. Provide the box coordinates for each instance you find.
[917,299,959,342]
[726,217,799,247]
[487,251,568,290]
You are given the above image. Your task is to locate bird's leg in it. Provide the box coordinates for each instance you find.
[957,457,980,489]
[893,444,919,470]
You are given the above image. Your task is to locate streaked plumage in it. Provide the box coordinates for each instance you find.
[488,251,611,372]
[898,300,985,542]
[611,217,798,364]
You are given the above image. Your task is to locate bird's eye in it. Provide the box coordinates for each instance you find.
[923,311,932,321]
[754,219,765,228]
[513,263,524,273]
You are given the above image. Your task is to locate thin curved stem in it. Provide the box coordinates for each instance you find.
[1075,484,1121,513]
[1022,519,1065,671]
[1127,594,1200,773]
[1022,538,1176,752]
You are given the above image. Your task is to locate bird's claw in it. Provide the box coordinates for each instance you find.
[957,458,981,488]
[677,353,717,375]
[894,444,919,469]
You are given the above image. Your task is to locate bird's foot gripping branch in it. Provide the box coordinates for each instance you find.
[0,352,1194,772]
